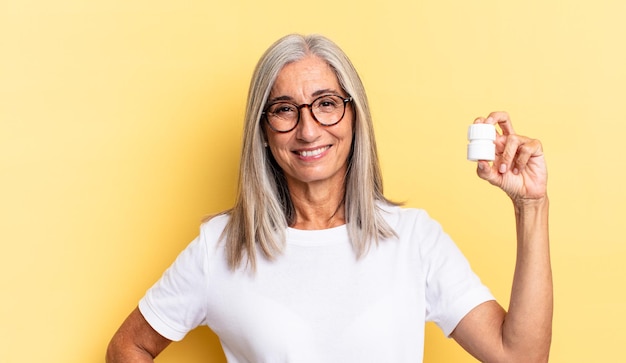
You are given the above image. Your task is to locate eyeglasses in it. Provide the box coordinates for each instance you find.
[262,94,353,133]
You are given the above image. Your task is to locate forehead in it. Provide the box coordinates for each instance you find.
[270,55,340,98]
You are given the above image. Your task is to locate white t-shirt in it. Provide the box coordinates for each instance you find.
[139,204,494,362]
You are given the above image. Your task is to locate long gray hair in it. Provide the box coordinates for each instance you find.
[220,34,396,270]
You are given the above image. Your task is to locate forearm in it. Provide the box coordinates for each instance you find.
[502,196,553,361]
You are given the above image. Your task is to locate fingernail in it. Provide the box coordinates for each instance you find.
[513,168,519,175]
[478,162,484,170]
[486,117,493,123]
[499,164,507,173]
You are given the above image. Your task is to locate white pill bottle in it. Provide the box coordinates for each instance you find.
[467,123,496,161]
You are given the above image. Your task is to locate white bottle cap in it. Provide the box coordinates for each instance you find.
[467,124,496,161]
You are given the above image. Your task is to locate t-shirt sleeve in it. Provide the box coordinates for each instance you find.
[138,233,209,341]
[420,213,495,337]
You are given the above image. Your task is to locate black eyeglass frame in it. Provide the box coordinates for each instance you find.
[262,94,353,133]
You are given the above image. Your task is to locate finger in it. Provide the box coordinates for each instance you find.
[498,134,523,174]
[487,111,515,136]
[473,117,486,124]
[476,160,500,185]
[512,138,543,173]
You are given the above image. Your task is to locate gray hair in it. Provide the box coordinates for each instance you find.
[221,34,396,270]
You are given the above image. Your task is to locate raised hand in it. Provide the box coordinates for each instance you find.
[473,111,547,203]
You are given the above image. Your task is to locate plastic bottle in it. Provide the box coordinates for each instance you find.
[467,123,496,161]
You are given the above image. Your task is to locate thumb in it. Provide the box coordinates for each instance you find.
[476,161,499,185]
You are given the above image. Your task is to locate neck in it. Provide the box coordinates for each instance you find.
[287,180,346,230]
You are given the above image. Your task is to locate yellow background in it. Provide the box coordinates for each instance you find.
[1,0,624,362]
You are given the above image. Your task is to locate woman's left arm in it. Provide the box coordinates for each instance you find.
[450,111,552,363]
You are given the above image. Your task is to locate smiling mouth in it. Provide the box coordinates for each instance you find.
[296,145,330,157]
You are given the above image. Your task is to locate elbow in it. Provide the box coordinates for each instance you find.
[505,341,552,363]
[531,345,550,363]
[495,352,550,363]
[498,334,552,363]
[530,333,553,363]
[105,337,121,363]
[105,342,115,363]
[105,334,132,363]
[105,333,159,363]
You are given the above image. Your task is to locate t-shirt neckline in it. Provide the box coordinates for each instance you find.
[286,224,349,246]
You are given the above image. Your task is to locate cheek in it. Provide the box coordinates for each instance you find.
[267,135,293,164]
[341,118,355,144]
[267,132,288,151]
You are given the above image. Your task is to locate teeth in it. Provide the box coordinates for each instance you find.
[299,146,329,157]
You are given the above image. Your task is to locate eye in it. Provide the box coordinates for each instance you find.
[315,96,341,112]
[270,103,297,117]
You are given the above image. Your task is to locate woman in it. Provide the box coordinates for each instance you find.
[107,34,552,362]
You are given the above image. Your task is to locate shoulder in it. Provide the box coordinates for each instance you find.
[377,202,450,254]
[188,213,231,259]
[199,213,230,240]
[377,202,437,230]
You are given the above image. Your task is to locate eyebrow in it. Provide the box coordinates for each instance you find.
[267,88,340,104]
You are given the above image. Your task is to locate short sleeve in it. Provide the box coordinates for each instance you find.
[138,234,209,341]
[420,214,495,337]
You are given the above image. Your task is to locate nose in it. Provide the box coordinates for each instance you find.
[295,105,321,142]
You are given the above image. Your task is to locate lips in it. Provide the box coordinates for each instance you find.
[295,145,330,157]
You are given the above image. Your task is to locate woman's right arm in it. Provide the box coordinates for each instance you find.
[106,307,172,363]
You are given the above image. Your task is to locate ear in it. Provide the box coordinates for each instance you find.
[261,129,269,147]
[259,120,268,144]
